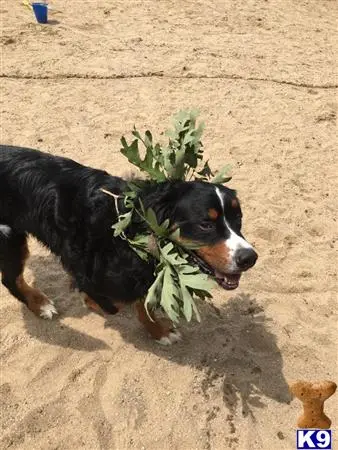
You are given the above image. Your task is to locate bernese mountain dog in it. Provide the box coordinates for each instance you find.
[0,145,257,344]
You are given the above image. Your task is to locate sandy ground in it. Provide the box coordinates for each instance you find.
[1,1,337,449]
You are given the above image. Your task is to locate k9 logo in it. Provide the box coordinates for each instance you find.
[297,429,332,449]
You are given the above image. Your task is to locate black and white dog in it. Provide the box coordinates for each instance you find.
[0,145,257,343]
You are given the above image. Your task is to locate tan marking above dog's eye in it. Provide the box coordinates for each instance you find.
[208,208,219,220]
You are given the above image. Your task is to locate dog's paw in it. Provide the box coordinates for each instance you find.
[40,300,58,320]
[156,329,182,346]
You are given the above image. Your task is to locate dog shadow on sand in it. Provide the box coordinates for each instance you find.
[22,253,291,418]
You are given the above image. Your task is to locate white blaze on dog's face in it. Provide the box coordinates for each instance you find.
[215,187,256,273]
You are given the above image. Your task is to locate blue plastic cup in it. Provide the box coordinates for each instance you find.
[32,3,48,24]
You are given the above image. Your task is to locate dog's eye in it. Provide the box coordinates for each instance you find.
[198,222,214,231]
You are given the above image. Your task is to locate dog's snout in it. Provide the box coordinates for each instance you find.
[235,247,258,270]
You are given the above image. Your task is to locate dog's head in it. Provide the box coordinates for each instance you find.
[144,180,258,290]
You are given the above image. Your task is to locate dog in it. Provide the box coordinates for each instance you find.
[0,145,257,344]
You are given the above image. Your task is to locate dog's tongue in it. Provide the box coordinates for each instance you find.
[215,271,241,290]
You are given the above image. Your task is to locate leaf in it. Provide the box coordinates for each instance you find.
[179,264,200,274]
[127,234,150,260]
[211,164,232,184]
[160,241,174,255]
[193,122,205,142]
[160,242,187,266]
[180,272,217,291]
[130,234,150,247]
[120,134,166,182]
[169,228,181,242]
[160,219,170,230]
[191,297,201,322]
[143,208,171,237]
[144,130,153,147]
[144,270,164,320]
[138,198,146,216]
[132,128,153,149]
[180,240,204,250]
[162,109,205,181]
[144,208,165,235]
[112,211,132,237]
[182,132,197,146]
[180,282,194,322]
[123,190,137,209]
[160,267,180,323]
[192,288,213,300]
[145,208,158,229]
[131,128,143,141]
[197,160,213,179]
[121,138,141,166]
[178,274,203,322]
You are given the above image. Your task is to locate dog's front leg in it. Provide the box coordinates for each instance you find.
[135,300,182,345]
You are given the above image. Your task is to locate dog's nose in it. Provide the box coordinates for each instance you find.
[235,248,258,270]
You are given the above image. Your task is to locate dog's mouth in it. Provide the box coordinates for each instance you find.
[189,252,241,290]
[214,271,241,290]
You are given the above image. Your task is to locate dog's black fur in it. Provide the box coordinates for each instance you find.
[0,145,255,316]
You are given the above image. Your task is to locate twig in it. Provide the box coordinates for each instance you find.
[100,188,128,240]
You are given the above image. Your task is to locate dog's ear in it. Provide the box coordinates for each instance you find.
[141,181,192,223]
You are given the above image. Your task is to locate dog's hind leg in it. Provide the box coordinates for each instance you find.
[0,227,57,319]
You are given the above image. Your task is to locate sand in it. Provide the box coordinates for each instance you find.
[1,1,337,449]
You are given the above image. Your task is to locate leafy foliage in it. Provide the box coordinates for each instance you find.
[106,110,231,323]
[120,109,232,184]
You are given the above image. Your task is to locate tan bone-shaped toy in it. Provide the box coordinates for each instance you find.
[289,380,337,429]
